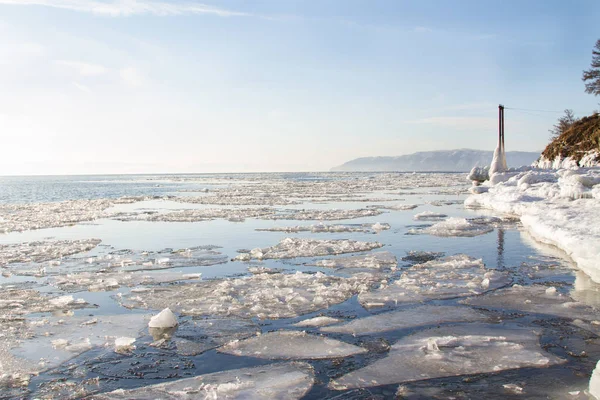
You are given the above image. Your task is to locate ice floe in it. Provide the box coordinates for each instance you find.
[358,255,511,308]
[329,324,565,390]
[416,217,494,237]
[92,362,315,400]
[256,222,390,234]
[234,238,383,261]
[293,316,343,327]
[313,251,397,270]
[413,211,448,221]
[0,239,101,267]
[461,284,599,321]
[219,330,367,359]
[265,208,384,221]
[120,271,378,319]
[321,305,488,335]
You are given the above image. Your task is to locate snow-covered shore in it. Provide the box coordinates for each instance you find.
[466,167,600,283]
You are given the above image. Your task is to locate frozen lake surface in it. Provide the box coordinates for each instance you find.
[1,172,599,399]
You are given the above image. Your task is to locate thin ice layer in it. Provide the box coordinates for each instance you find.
[92,362,315,400]
[235,238,383,261]
[461,284,599,321]
[358,255,511,308]
[329,324,565,390]
[219,331,367,359]
[120,271,378,319]
[321,305,488,335]
[313,251,397,270]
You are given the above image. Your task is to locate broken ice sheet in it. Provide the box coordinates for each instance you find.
[372,204,419,211]
[329,324,565,390]
[358,255,511,309]
[91,362,315,400]
[234,238,383,261]
[149,318,259,356]
[120,271,378,319]
[312,251,397,270]
[0,239,101,267]
[219,331,367,360]
[256,222,390,234]
[461,284,600,321]
[0,286,90,316]
[401,251,445,264]
[321,305,489,336]
[112,207,276,223]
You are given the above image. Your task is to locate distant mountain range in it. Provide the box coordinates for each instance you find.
[331,149,541,172]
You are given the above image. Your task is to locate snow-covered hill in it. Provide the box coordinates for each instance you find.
[331,149,540,172]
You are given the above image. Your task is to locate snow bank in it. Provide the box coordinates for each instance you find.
[466,168,600,283]
[533,151,600,169]
[219,330,367,359]
[329,324,564,390]
[358,255,510,308]
[92,362,314,400]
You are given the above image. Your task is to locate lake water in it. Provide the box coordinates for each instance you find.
[0,172,598,399]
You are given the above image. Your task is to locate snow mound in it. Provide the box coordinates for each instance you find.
[358,255,511,308]
[321,305,488,335]
[92,362,314,400]
[120,271,378,319]
[219,330,367,359]
[234,238,383,261]
[329,324,565,390]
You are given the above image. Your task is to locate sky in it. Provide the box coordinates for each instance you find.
[0,0,599,174]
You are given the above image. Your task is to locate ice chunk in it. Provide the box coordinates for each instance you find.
[235,238,383,260]
[321,305,488,335]
[329,324,565,390]
[313,251,397,270]
[219,330,367,359]
[461,284,599,321]
[0,239,101,268]
[265,208,383,221]
[148,308,178,329]
[114,337,136,353]
[358,255,511,309]
[413,211,448,221]
[92,362,314,399]
[293,316,342,328]
[468,165,490,183]
[375,204,419,211]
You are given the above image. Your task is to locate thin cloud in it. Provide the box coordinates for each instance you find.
[73,81,93,93]
[0,0,249,17]
[55,60,108,76]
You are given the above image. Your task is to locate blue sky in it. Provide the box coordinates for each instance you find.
[0,0,599,174]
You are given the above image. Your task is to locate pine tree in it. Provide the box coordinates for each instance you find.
[582,39,600,96]
[549,109,577,140]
